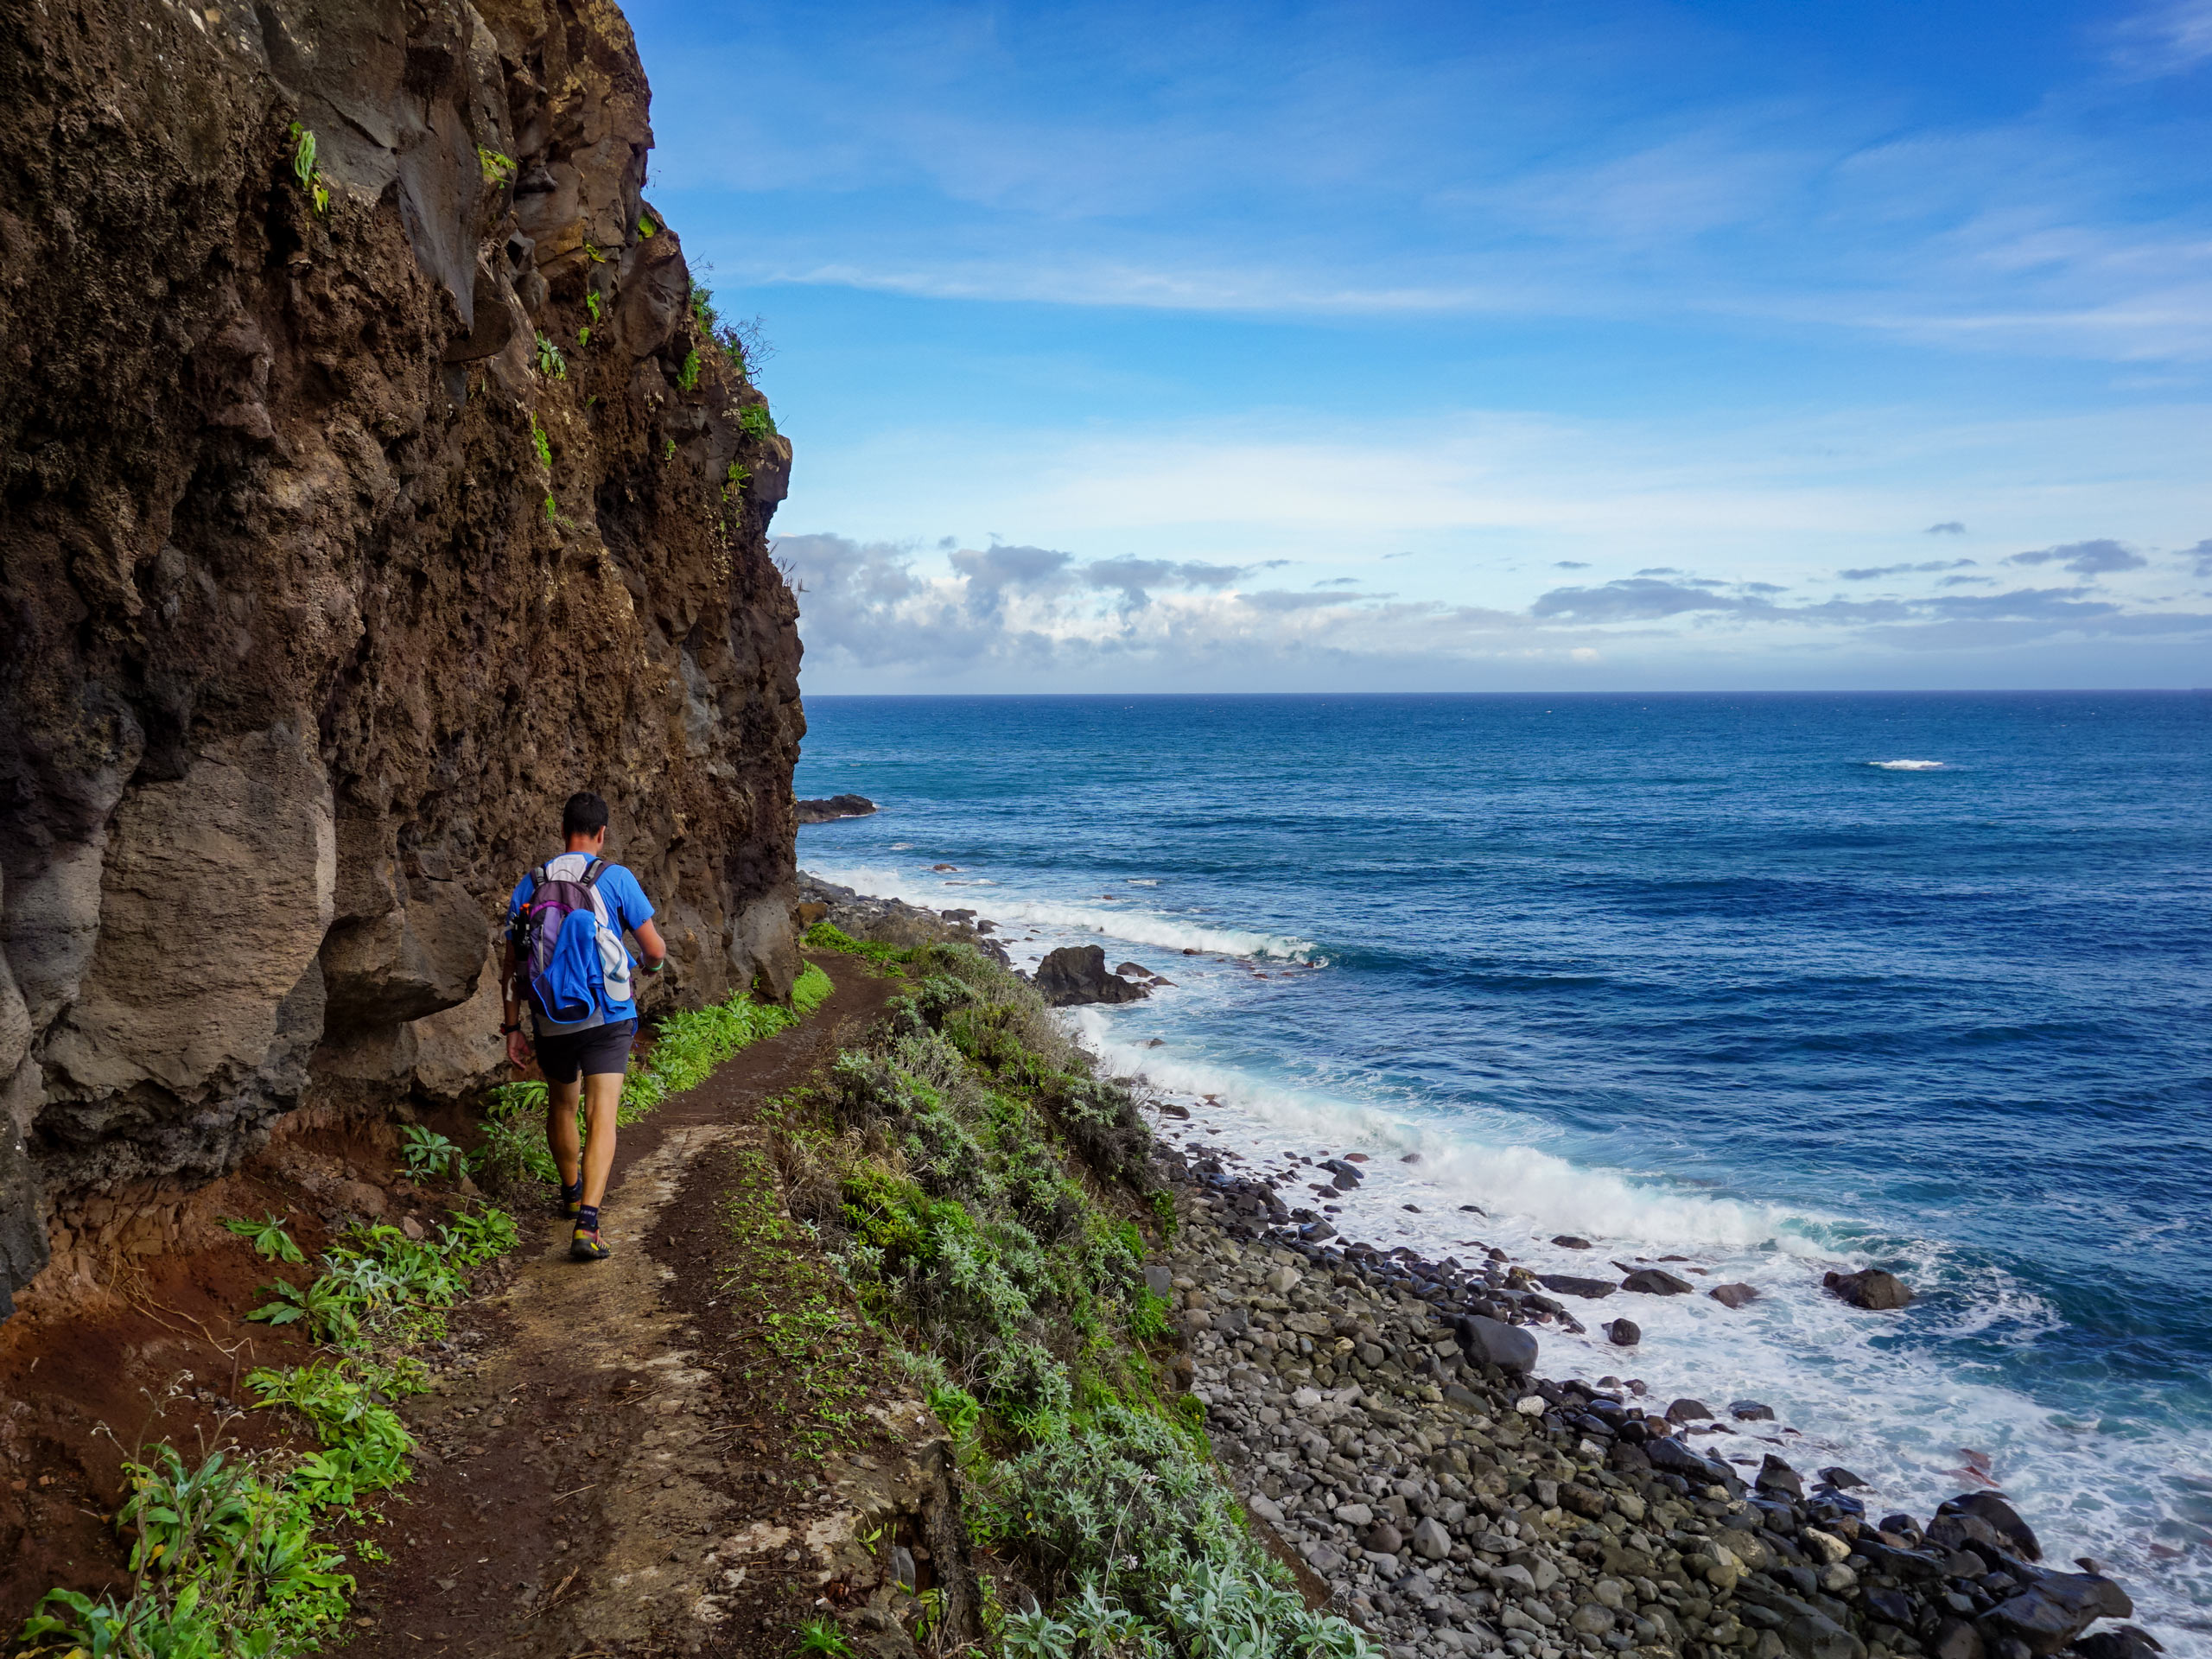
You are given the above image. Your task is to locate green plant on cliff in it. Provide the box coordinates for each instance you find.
[676,348,702,392]
[722,461,750,500]
[534,331,567,378]
[283,122,332,216]
[530,415,552,471]
[477,146,517,184]
[739,403,776,441]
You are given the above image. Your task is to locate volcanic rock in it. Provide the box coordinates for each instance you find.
[0,0,802,1316]
[1621,1268,1694,1295]
[1825,1267,1915,1309]
[795,794,877,823]
[1033,945,1151,1007]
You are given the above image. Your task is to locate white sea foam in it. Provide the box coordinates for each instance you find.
[805,861,1314,961]
[1869,759,1946,770]
[1126,878,1160,887]
[1100,1023,2212,1649]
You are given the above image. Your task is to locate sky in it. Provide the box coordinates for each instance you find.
[624,0,2212,692]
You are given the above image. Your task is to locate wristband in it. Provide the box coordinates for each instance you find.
[501,1021,521,1034]
[642,957,666,976]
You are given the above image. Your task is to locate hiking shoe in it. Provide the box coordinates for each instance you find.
[569,1225,612,1262]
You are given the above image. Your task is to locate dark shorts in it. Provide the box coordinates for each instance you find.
[533,1020,636,1084]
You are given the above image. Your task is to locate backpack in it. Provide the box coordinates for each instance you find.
[511,855,635,1033]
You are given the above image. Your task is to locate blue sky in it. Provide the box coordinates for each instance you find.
[626,0,2212,690]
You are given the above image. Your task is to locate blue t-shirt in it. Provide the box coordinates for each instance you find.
[508,855,656,1024]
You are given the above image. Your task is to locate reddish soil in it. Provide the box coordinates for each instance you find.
[0,954,905,1655]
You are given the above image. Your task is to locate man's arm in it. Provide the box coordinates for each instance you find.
[501,932,531,1068]
[634,918,668,974]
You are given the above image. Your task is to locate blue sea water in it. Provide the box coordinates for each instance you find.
[793,691,2212,1644]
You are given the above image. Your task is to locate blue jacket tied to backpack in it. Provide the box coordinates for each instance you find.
[508,855,656,1033]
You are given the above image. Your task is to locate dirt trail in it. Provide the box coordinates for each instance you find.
[344,953,954,1659]
[3,955,955,1659]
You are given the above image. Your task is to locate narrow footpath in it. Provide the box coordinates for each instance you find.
[345,953,957,1659]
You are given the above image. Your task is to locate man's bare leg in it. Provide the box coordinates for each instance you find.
[544,1080,584,1190]
[578,1070,623,1209]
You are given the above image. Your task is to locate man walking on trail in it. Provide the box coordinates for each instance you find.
[503,791,666,1262]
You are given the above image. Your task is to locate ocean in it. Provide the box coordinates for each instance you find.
[792,691,2212,1648]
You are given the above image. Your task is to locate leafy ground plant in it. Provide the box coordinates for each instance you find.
[222,1214,303,1264]
[400,1123,465,1181]
[771,942,1375,1658]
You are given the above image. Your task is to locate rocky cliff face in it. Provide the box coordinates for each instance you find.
[0,0,804,1314]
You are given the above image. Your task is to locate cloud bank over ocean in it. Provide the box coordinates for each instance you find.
[781,530,2212,692]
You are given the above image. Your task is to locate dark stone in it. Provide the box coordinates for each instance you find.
[1825,1267,1915,1310]
[1114,960,1154,981]
[1757,1455,1805,1500]
[1364,1522,1406,1556]
[1537,1273,1618,1300]
[1552,1235,1592,1249]
[1937,1492,2042,1563]
[1643,1435,1728,1487]
[1621,1268,1694,1295]
[1866,1590,1917,1628]
[1820,1466,1872,1491]
[1033,944,1151,1007]
[1453,1313,1538,1374]
[1933,1618,1985,1659]
[795,794,878,823]
[1980,1573,2132,1657]
[1665,1397,1713,1424]
[1708,1282,1759,1309]
[1605,1318,1641,1346]
[1731,1399,1777,1421]
[2071,1629,2164,1659]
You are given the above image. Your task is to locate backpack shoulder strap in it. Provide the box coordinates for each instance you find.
[582,857,607,887]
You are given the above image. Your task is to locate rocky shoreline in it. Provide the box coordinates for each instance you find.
[1149,1151,2153,1659]
[790,864,2167,1659]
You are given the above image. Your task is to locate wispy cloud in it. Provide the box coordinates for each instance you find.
[1838,558,1978,580]
[1926,521,1967,535]
[2004,538,2149,574]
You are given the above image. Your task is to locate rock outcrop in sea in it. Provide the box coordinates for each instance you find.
[0,0,802,1316]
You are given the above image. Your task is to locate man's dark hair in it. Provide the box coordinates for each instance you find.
[563,791,610,839]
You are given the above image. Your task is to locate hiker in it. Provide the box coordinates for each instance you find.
[502,791,666,1262]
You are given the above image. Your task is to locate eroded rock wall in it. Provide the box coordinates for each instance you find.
[0,0,804,1313]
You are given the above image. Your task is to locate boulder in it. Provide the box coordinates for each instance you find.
[1937,1491,2042,1562]
[1664,1398,1712,1423]
[1732,1400,1776,1421]
[1454,1313,1538,1374]
[1708,1282,1759,1308]
[1605,1318,1641,1346]
[1643,1435,1728,1486]
[1980,1573,2132,1657]
[1033,944,1150,1007]
[1411,1517,1452,1560]
[1621,1268,1694,1294]
[1825,1267,1914,1309]
[794,794,877,824]
[1756,1454,1804,1500]
[1551,1235,1592,1249]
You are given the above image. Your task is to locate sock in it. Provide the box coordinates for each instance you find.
[575,1205,600,1233]
[561,1178,584,1205]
